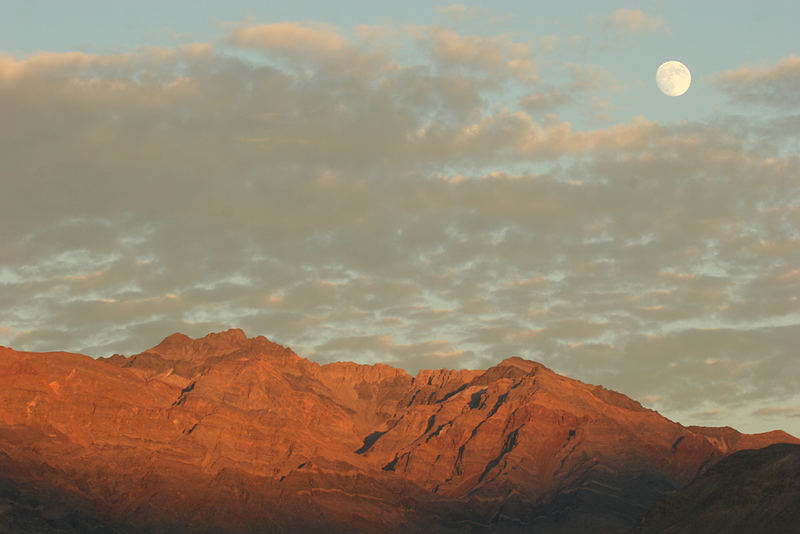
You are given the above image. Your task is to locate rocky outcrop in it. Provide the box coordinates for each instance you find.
[0,330,797,534]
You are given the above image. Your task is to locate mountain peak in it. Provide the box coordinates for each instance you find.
[142,328,284,363]
[157,332,192,346]
[201,328,248,342]
[498,356,546,372]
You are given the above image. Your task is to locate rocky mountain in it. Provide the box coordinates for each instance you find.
[629,442,800,534]
[0,329,796,533]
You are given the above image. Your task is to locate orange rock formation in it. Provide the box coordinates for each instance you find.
[0,329,796,533]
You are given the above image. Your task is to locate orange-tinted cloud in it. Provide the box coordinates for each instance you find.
[713,54,800,107]
[229,22,348,56]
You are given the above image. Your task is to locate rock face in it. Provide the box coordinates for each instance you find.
[630,443,800,534]
[0,329,797,534]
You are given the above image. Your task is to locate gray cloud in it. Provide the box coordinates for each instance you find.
[753,407,800,418]
[1,22,799,436]
[713,54,800,108]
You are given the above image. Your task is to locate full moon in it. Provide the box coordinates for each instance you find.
[656,60,691,96]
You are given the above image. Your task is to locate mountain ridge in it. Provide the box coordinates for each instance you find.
[1,328,797,533]
[630,442,800,534]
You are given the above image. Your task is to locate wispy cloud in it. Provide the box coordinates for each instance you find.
[408,25,538,81]
[752,407,800,418]
[588,8,667,35]
[436,4,477,23]
[713,54,800,107]
[690,409,724,420]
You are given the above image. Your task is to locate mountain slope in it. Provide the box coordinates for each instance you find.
[630,443,800,534]
[0,329,796,533]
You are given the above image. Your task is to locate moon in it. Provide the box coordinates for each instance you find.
[656,60,691,96]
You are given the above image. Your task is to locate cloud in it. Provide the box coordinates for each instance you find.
[538,35,560,55]
[0,44,213,84]
[228,22,348,56]
[713,54,800,107]
[589,8,667,34]
[410,25,537,81]
[436,4,475,23]
[690,409,723,420]
[518,63,622,115]
[752,407,800,418]
[1,21,799,437]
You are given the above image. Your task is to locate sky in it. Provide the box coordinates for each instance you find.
[1,1,799,436]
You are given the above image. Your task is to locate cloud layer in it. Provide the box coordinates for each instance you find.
[1,20,799,435]
[713,54,800,107]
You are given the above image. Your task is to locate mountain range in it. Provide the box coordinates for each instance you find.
[1,329,797,533]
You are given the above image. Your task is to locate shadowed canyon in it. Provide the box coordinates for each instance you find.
[1,329,797,533]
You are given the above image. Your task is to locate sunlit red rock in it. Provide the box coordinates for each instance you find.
[0,330,797,533]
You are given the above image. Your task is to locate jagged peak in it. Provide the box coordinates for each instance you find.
[497,356,547,373]
[142,328,291,362]
[155,328,249,348]
[201,328,248,342]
